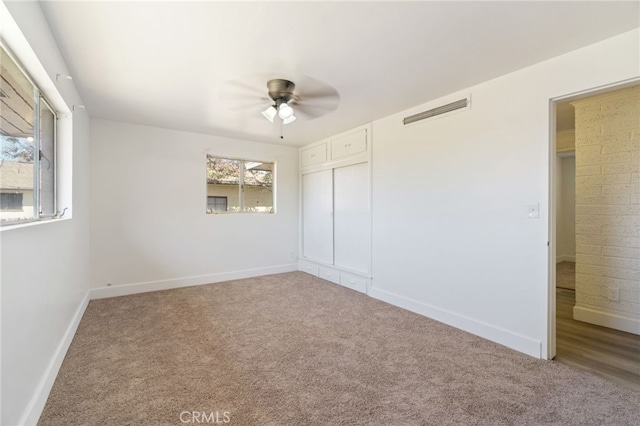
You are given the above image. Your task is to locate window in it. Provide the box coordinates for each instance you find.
[207,196,228,213]
[0,44,57,225]
[0,193,23,211]
[206,156,274,214]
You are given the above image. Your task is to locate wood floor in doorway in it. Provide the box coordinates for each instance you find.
[556,287,640,392]
[556,261,575,290]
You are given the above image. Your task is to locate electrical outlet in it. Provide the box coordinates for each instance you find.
[605,287,619,301]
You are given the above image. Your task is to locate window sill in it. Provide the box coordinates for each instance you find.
[206,212,276,215]
[0,215,72,232]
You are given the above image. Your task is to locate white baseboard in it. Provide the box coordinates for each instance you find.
[90,263,298,299]
[556,255,576,263]
[20,291,91,426]
[573,305,640,335]
[368,287,542,358]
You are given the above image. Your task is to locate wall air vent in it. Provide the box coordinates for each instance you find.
[403,98,469,125]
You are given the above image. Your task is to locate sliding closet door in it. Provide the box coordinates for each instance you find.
[302,170,334,264]
[334,162,370,274]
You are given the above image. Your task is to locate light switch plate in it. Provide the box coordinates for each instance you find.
[527,203,540,219]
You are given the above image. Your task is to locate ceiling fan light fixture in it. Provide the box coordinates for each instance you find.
[261,106,277,122]
[278,102,294,120]
[283,115,296,125]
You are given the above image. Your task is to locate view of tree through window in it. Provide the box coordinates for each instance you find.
[206,156,274,213]
[0,44,57,225]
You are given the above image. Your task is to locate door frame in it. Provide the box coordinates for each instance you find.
[547,77,639,360]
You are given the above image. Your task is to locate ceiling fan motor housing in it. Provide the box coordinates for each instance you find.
[267,79,295,105]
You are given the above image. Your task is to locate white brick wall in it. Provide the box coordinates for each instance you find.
[572,85,640,332]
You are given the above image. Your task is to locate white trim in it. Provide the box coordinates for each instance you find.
[573,306,640,336]
[547,76,640,359]
[369,287,542,358]
[546,98,557,360]
[556,255,576,263]
[19,291,90,426]
[551,77,640,104]
[90,264,298,299]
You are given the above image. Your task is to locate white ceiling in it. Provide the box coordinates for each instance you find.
[39,1,639,146]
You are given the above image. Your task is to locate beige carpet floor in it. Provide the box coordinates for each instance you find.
[39,272,639,425]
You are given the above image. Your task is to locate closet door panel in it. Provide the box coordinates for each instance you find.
[302,170,334,264]
[334,162,370,274]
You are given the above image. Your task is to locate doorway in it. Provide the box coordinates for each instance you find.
[550,82,640,391]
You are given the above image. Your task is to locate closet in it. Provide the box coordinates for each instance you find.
[299,125,371,293]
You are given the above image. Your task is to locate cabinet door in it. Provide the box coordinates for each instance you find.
[302,170,334,264]
[333,162,370,274]
[301,143,327,168]
[331,130,367,160]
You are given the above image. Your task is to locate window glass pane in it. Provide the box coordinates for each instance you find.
[207,196,228,212]
[39,99,56,215]
[0,192,23,211]
[0,45,36,224]
[206,156,275,214]
[206,157,240,213]
[243,161,274,213]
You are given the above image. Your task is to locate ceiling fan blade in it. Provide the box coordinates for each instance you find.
[221,94,270,104]
[295,97,340,112]
[227,101,268,111]
[219,79,270,108]
[295,104,336,119]
[298,88,340,101]
[224,80,265,97]
[294,102,335,111]
[219,74,340,120]
[292,74,340,100]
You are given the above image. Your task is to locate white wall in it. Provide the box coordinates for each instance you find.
[0,1,91,425]
[370,29,639,358]
[90,119,298,293]
[556,155,576,263]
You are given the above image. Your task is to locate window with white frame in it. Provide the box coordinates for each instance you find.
[0,44,57,225]
[207,196,228,212]
[206,156,274,214]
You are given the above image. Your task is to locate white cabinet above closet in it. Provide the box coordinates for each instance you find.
[331,129,367,160]
[299,127,369,173]
[300,143,327,168]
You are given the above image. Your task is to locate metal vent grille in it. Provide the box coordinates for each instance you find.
[403,98,468,125]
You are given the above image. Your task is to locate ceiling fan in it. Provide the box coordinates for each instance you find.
[221,75,341,125]
[261,79,298,125]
